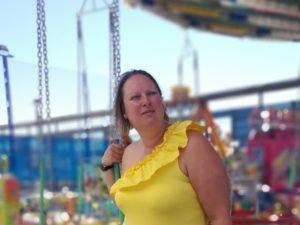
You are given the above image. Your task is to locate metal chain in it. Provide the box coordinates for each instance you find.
[111,0,121,93]
[36,0,43,120]
[40,0,51,120]
[109,0,121,137]
[36,0,51,122]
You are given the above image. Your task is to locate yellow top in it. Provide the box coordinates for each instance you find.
[110,120,207,225]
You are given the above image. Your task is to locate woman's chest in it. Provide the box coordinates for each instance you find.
[116,160,194,214]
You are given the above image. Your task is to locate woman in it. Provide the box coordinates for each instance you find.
[100,69,232,225]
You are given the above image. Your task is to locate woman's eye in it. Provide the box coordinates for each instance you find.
[148,91,157,96]
[131,95,140,100]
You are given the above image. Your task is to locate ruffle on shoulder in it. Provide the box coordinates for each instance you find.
[110,120,206,195]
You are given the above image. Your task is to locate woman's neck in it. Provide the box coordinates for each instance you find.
[138,121,168,151]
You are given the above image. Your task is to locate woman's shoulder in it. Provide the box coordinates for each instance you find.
[122,140,141,162]
[183,127,217,159]
[186,129,207,147]
[124,139,140,153]
[164,120,206,146]
[121,140,142,174]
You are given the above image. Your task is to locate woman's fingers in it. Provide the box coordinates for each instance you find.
[111,143,123,150]
[102,141,125,165]
[110,146,124,157]
[109,138,115,146]
[111,152,123,162]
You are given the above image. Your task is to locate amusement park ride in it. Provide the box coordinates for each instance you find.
[124,0,300,41]
[0,0,300,225]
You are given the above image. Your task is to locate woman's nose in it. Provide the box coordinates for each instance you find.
[141,94,150,105]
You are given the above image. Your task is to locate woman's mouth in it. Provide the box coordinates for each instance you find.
[142,109,155,115]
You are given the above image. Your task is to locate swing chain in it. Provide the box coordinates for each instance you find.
[108,0,120,137]
[36,0,51,121]
[37,0,43,120]
[110,0,121,90]
[41,0,51,120]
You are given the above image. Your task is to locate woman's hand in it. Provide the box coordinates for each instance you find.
[101,136,132,166]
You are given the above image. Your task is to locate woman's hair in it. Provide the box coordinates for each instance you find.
[114,69,169,137]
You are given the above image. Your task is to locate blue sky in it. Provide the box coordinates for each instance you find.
[0,1,300,125]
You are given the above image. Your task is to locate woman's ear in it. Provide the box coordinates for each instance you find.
[123,113,128,119]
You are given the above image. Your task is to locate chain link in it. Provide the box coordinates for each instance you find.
[41,0,51,120]
[37,0,43,120]
[109,0,121,136]
[110,0,121,95]
[36,0,51,122]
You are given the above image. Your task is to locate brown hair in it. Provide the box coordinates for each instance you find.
[113,69,169,137]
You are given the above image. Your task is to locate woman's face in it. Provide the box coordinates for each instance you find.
[122,74,165,129]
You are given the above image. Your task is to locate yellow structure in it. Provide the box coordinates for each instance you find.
[191,101,227,158]
[171,85,190,103]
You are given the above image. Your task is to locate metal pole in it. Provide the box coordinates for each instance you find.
[2,55,13,133]
[39,157,46,225]
[34,99,46,225]
[193,50,199,95]
[258,92,264,111]
[76,164,83,223]
[0,45,14,172]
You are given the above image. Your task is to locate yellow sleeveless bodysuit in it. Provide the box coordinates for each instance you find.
[110,121,207,225]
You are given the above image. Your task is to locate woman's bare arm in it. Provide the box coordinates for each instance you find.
[183,131,232,225]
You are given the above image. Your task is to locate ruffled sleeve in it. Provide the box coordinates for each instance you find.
[110,120,206,195]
